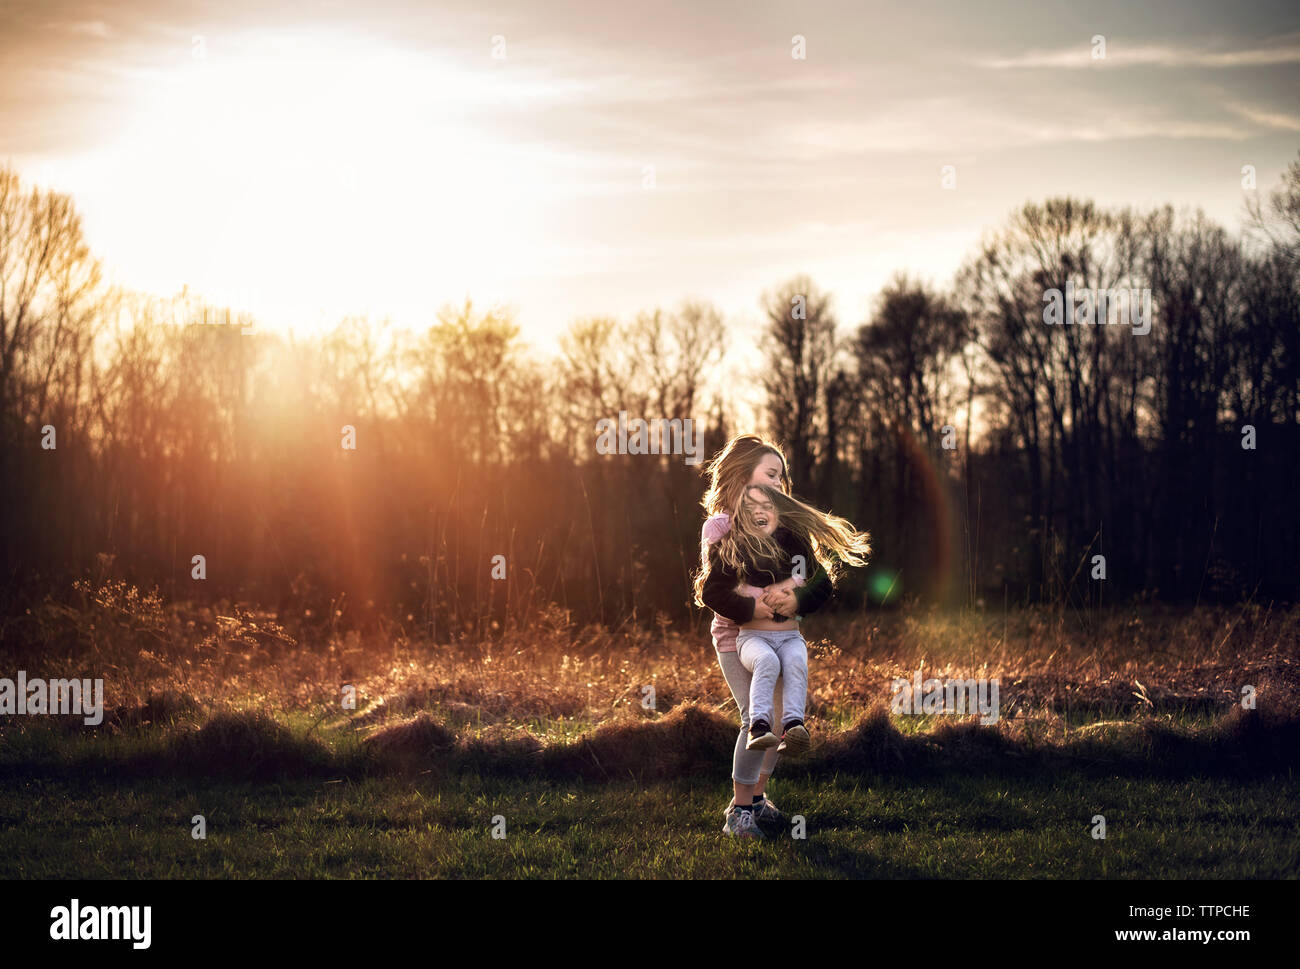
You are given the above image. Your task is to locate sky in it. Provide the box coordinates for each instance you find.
[2,0,1299,347]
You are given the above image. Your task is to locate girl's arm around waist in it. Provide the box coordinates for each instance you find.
[700,545,757,624]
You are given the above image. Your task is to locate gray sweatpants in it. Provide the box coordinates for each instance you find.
[736,628,807,731]
[716,647,784,786]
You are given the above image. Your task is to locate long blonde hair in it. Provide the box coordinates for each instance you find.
[693,484,871,606]
[700,434,792,518]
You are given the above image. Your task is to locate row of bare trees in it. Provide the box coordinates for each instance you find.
[761,164,1300,605]
[2,155,1298,631]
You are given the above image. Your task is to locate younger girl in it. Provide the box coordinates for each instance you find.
[696,484,870,760]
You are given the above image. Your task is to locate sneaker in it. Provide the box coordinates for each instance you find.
[777,721,811,755]
[722,805,764,839]
[746,719,780,750]
[752,797,787,837]
[723,794,782,822]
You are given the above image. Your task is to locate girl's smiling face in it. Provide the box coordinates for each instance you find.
[748,452,786,491]
[743,486,779,536]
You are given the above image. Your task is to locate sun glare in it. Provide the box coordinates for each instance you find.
[69,31,545,334]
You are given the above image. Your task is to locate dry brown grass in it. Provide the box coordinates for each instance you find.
[4,582,1298,780]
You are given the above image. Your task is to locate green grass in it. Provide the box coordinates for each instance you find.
[3,769,1296,878]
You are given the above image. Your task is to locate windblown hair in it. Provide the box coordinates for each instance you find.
[699,433,792,518]
[693,484,871,607]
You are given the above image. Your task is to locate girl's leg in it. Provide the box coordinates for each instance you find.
[738,635,781,728]
[755,674,783,795]
[774,632,808,724]
[715,648,770,800]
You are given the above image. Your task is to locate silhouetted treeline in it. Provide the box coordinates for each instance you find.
[1,155,1298,632]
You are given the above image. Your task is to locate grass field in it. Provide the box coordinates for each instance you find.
[3,770,1297,879]
[2,585,1298,878]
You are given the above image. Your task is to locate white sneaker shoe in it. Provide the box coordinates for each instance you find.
[725,795,782,821]
[722,806,764,839]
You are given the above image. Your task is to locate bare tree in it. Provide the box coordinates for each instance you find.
[631,299,725,422]
[0,167,104,446]
[760,275,839,500]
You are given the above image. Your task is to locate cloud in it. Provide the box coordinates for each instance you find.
[1227,102,1300,132]
[979,43,1300,70]
[57,20,113,39]
[1003,118,1251,143]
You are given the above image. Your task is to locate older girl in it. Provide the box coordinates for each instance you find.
[697,435,802,839]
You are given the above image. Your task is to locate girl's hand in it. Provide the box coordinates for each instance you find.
[762,587,797,616]
[752,599,775,620]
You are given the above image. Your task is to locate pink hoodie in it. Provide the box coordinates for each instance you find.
[701,512,803,652]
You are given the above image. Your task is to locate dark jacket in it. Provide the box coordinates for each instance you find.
[701,525,833,624]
